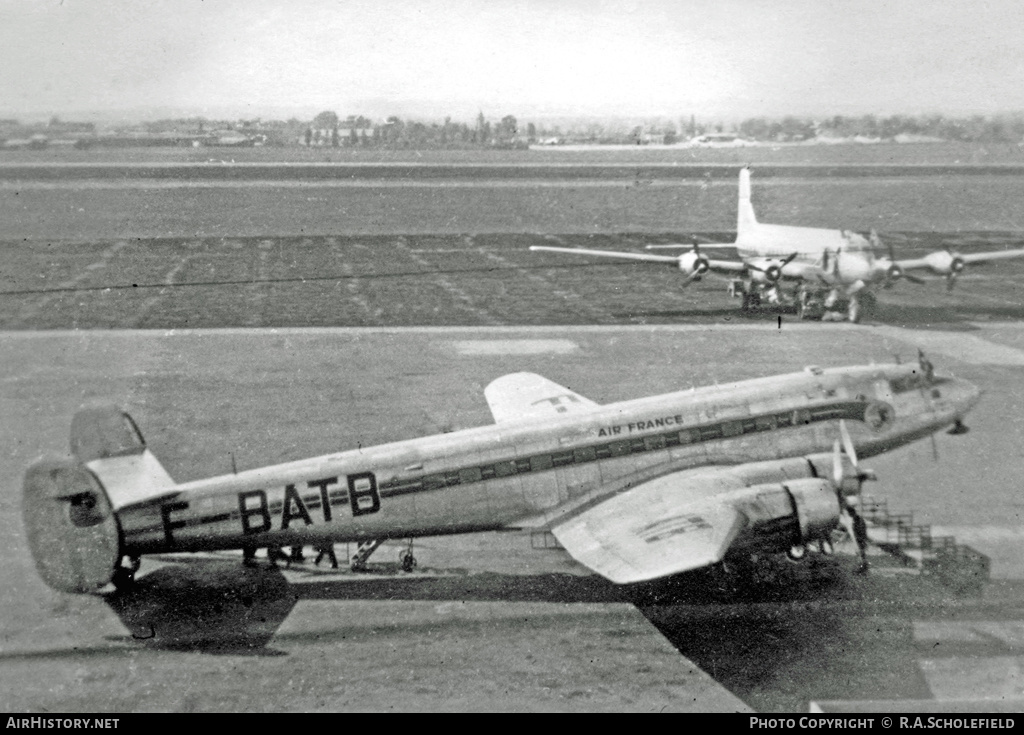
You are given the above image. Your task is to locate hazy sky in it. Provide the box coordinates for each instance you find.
[2,0,1023,121]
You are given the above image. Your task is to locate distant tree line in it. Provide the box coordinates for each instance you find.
[6,111,1024,150]
[738,113,1024,143]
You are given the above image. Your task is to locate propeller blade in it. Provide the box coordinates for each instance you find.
[832,440,843,487]
[839,419,858,469]
[930,432,939,462]
[781,252,799,267]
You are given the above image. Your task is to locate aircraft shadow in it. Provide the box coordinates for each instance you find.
[102,563,296,656]
[97,554,870,657]
[92,554,1012,711]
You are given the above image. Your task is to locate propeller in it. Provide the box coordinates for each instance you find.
[917,348,935,382]
[921,247,966,290]
[874,231,926,288]
[832,420,875,569]
[748,252,799,283]
[677,242,711,285]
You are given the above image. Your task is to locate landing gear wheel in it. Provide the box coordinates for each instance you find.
[786,544,807,563]
[399,549,417,572]
[111,566,135,590]
[847,301,861,324]
[818,538,835,555]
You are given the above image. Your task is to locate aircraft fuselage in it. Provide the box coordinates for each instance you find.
[110,363,979,556]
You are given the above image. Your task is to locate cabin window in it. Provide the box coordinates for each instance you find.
[531,455,553,472]
[721,420,742,437]
[793,409,812,426]
[479,465,496,480]
[550,450,574,467]
[698,425,721,441]
[608,441,630,457]
[644,435,666,451]
[755,415,778,432]
[494,460,517,477]
[515,458,533,474]
[595,444,612,459]
[629,438,646,454]
[677,429,695,445]
[931,388,942,399]
[459,467,482,484]
[574,446,596,463]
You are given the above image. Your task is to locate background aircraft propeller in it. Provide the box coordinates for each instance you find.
[747,252,798,283]
[871,230,926,288]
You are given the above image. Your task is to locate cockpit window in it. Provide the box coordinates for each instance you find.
[889,371,933,393]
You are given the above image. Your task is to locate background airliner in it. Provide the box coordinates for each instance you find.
[531,168,1024,323]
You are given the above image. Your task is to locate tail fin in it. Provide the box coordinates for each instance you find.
[737,166,758,235]
[70,402,176,510]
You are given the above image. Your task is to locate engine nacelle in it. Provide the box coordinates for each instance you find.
[786,477,841,542]
[923,249,965,276]
[677,251,709,278]
[22,456,121,593]
[734,478,841,557]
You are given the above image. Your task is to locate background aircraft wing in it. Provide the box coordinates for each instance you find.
[484,372,599,423]
[529,245,681,264]
[706,258,748,274]
[961,248,1024,264]
[897,247,1024,271]
[551,471,747,584]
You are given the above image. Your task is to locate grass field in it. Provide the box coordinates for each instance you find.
[2,231,1024,329]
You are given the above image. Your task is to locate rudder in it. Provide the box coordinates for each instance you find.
[737,166,758,235]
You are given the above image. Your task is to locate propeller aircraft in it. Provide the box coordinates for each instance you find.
[23,354,979,594]
[530,167,1024,323]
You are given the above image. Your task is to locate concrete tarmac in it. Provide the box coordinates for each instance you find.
[3,323,1024,711]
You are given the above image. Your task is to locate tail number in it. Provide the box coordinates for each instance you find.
[348,472,380,516]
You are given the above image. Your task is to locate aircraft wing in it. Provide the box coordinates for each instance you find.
[551,471,747,584]
[484,372,599,423]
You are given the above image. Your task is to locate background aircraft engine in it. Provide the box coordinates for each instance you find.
[676,251,709,278]
[22,457,121,593]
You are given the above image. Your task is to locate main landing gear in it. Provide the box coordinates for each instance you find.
[349,539,418,573]
[111,555,141,591]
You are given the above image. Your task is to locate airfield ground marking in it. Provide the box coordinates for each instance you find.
[394,235,503,327]
[6,239,131,329]
[336,240,376,323]
[129,250,198,328]
[238,239,275,327]
[478,234,612,324]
